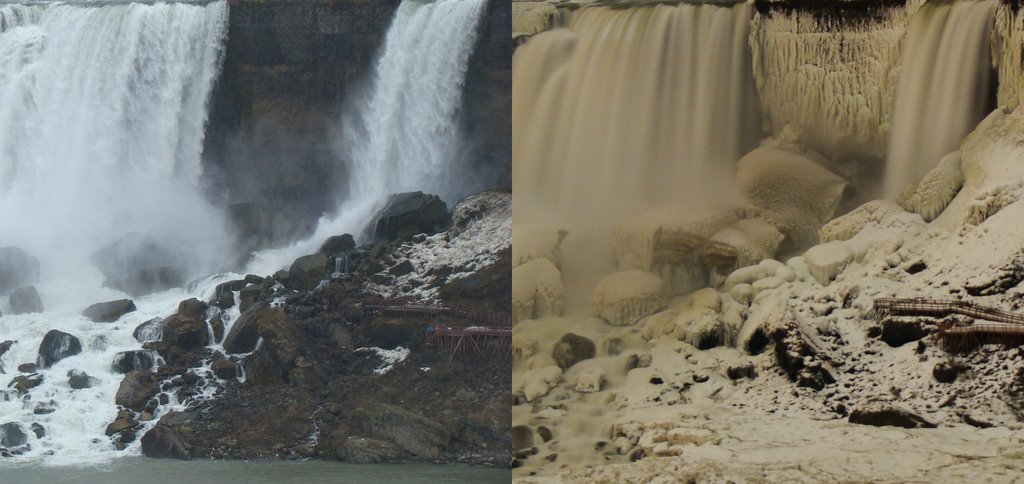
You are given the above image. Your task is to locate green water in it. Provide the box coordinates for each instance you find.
[0,458,510,483]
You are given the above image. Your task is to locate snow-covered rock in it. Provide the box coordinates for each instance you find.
[512,223,568,269]
[804,241,853,286]
[512,258,564,323]
[574,366,605,393]
[592,270,666,326]
[516,365,563,402]
[898,150,964,222]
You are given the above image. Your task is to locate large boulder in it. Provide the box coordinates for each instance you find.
[592,270,666,326]
[140,424,190,459]
[161,299,209,351]
[115,370,157,411]
[68,370,99,390]
[91,233,186,296]
[222,303,269,354]
[9,286,43,314]
[288,254,331,291]
[112,350,159,374]
[0,422,27,448]
[133,318,164,343]
[0,247,39,294]
[551,333,595,370]
[353,403,451,459]
[37,330,82,368]
[368,192,449,241]
[849,403,937,429]
[319,234,356,255]
[237,307,303,386]
[82,299,136,322]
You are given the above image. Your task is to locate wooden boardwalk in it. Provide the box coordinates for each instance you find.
[873,298,1024,351]
[363,296,512,360]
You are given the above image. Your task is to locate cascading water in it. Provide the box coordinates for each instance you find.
[512,3,760,226]
[247,0,487,274]
[0,0,231,464]
[884,0,996,199]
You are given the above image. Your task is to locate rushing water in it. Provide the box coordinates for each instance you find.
[511,3,759,226]
[884,0,996,199]
[248,0,487,274]
[2,458,509,483]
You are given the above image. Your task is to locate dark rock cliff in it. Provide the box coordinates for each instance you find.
[203,0,511,251]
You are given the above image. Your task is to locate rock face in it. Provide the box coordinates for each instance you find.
[319,234,356,255]
[37,330,82,369]
[82,299,137,322]
[0,247,39,294]
[91,234,185,296]
[229,202,309,256]
[112,350,159,374]
[369,192,449,241]
[9,286,43,314]
[222,303,269,353]
[353,403,450,459]
[848,403,937,429]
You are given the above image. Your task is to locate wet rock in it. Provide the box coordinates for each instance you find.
[82,299,137,323]
[115,370,157,411]
[222,303,269,353]
[140,424,190,460]
[388,260,415,277]
[0,422,27,447]
[848,403,937,429]
[68,370,99,389]
[37,330,82,368]
[209,314,225,344]
[8,374,42,394]
[288,253,331,291]
[0,341,13,360]
[112,350,159,374]
[16,363,34,374]
[161,299,209,351]
[105,410,139,436]
[213,279,246,308]
[133,318,164,343]
[9,286,43,314]
[511,425,534,451]
[537,426,553,443]
[369,192,449,241]
[30,423,44,439]
[552,333,595,370]
[211,359,238,380]
[33,401,56,414]
[933,361,964,383]
[0,247,39,294]
[880,319,930,347]
[319,234,356,255]
[91,234,186,296]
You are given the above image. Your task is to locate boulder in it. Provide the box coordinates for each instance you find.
[161,299,209,351]
[574,366,605,393]
[511,425,534,451]
[0,422,27,448]
[8,374,42,394]
[353,403,451,459]
[140,424,190,459]
[368,192,449,241]
[514,366,562,402]
[211,359,238,380]
[213,279,246,308]
[592,270,666,326]
[288,254,331,291]
[848,403,937,429]
[82,299,137,323]
[804,241,853,286]
[9,286,42,314]
[0,340,13,360]
[133,318,164,343]
[112,350,159,374]
[319,234,356,255]
[727,361,758,380]
[0,247,39,294]
[16,363,34,373]
[68,370,99,389]
[512,258,563,323]
[222,303,268,354]
[91,233,186,296]
[105,411,139,436]
[551,333,595,370]
[115,370,157,411]
[37,330,82,368]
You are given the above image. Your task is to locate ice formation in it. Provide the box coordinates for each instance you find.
[591,270,666,327]
[512,2,560,39]
[512,223,567,269]
[512,258,564,324]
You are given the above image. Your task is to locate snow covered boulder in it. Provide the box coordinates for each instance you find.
[515,365,563,402]
[592,270,667,326]
[512,258,563,323]
[704,218,784,276]
[670,288,729,349]
[512,224,568,269]
[552,333,595,369]
[804,241,853,285]
[574,366,605,393]
[737,148,849,250]
[899,151,964,222]
[819,200,922,243]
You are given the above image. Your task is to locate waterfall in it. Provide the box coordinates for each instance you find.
[0,0,229,464]
[512,3,760,226]
[247,0,486,273]
[884,0,996,199]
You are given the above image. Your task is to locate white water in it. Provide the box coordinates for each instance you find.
[247,0,486,274]
[884,0,996,199]
[0,0,231,465]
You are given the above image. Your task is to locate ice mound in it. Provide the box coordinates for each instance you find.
[512,257,564,323]
[898,150,964,222]
[512,223,568,268]
[592,270,666,326]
